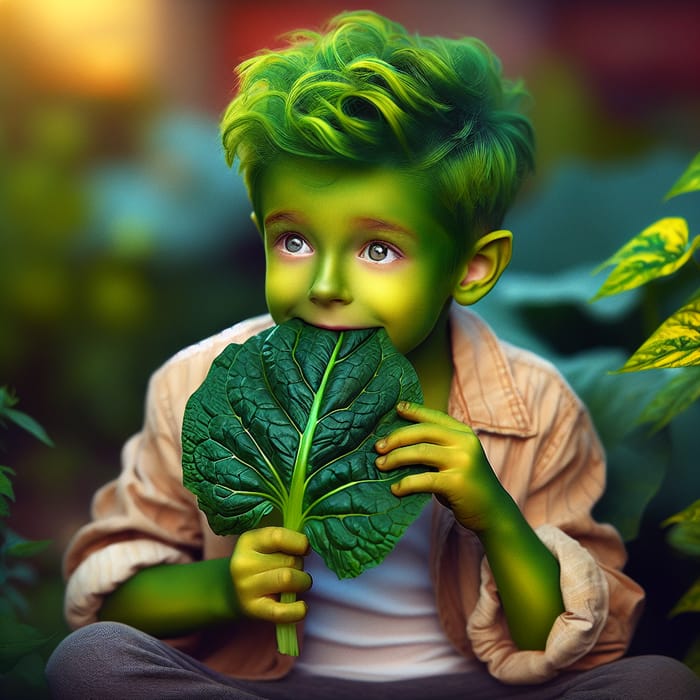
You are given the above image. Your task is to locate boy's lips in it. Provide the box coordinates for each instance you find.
[295,316,377,332]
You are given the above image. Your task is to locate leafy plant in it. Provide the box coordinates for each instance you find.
[182,319,427,655]
[0,387,54,687]
[592,152,700,672]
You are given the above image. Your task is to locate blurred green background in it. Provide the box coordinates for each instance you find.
[1,0,699,694]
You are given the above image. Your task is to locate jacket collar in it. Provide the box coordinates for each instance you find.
[448,303,536,438]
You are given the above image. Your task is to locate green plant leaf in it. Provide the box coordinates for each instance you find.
[0,465,15,501]
[0,386,18,412]
[182,320,426,578]
[664,152,700,200]
[0,617,53,673]
[636,366,700,430]
[2,529,51,559]
[666,521,700,558]
[669,577,700,617]
[2,407,54,447]
[182,320,427,655]
[663,499,700,528]
[663,500,700,559]
[591,217,700,300]
[618,295,700,371]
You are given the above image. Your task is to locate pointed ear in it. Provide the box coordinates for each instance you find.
[452,229,512,306]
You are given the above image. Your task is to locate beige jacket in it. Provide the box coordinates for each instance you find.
[63,305,644,685]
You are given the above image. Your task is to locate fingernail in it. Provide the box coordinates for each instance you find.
[376,439,386,450]
[397,401,409,411]
[375,456,386,467]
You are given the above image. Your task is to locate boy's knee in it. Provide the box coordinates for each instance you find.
[46,622,142,696]
[597,655,700,699]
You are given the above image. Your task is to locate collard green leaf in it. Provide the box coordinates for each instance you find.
[664,151,700,201]
[591,217,700,300]
[182,319,426,580]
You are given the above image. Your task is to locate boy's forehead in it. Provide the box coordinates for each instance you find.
[258,157,461,254]
[259,156,434,213]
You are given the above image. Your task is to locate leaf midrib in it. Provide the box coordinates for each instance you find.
[284,332,345,531]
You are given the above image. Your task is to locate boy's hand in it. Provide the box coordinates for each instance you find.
[229,527,311,624]
[375,401,506,533]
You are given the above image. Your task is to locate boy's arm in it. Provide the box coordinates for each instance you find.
[376,401,563,650]
[98,528,311,639]
[474,492,564,650]
[98,558,239,638]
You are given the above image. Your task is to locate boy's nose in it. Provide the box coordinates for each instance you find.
[308,255,352,305]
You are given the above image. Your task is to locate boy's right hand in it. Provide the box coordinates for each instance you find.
[229,527,312,624]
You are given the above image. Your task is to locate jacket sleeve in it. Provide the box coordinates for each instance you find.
[466,364,645,684]
[62,360,205,629]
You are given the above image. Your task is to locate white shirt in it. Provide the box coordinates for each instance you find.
[296,502,475,681]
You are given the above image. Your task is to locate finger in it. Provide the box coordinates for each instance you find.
[245,527,310,556]
[375,423,460,454]
[390,471,443,498]
[240,566,312,604]
[243,552,306,574]
[248,596,308,624]
[376,443,461,472]
[395,401,466,429]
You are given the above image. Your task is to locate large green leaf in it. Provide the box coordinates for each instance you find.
[619,294,700,371]
[665,151,700,201]
[182,319,427,579]
[636,366,700,430]
[592,217,700,300]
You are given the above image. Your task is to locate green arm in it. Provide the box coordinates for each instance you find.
[98,557,240,638]
[478,491,564,651]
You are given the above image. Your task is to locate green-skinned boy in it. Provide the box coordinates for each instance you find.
[47,11,700,699]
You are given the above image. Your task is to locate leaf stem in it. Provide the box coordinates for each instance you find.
[276,592,300,656]
[276,333,344,656]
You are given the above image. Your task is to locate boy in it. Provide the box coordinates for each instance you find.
[47,11,700,699]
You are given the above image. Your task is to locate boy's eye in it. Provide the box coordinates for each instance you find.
[360,242,401,264]
[279,234,312,255]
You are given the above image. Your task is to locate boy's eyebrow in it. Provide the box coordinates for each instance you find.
[264,211,306,227]
[354,217,417,239]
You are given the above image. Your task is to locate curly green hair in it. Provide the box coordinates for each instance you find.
[221,10,534,240]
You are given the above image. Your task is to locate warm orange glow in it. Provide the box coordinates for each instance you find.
[7,0,160,97]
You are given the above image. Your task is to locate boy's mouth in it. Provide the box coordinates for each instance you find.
[295,317,378,333]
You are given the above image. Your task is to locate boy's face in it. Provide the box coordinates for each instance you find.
[257,158,466,355]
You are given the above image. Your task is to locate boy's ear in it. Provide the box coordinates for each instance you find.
[452,229,512,306]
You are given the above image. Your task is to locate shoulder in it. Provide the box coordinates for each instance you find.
[449,305,585,436]
[165,314,274,372]
[146,314,275,425]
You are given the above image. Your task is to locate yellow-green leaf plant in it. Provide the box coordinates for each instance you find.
[592,153,700,422]
[592,153,700,674]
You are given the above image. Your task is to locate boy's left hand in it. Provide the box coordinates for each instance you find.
[375,401,506,533]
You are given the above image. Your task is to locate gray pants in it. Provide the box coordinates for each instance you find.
[46,622,700,699]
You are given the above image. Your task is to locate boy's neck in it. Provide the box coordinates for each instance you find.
[406,307,454,412]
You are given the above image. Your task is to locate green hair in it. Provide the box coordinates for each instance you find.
[221,10,534,239]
